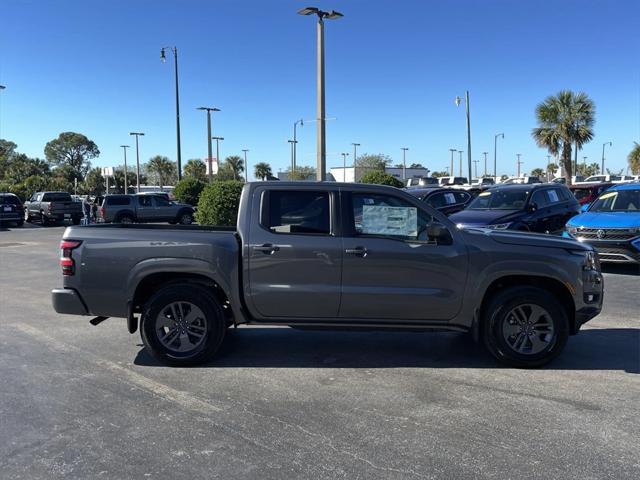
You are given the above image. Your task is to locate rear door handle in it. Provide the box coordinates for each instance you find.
[253,243,280,255]
[345,246,368,257]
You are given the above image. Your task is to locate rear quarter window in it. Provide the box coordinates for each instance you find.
[105,196,131,206]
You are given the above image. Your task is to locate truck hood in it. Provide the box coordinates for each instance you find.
[566,211,640,229]
[449,209,522,226]
[462,228,592,251]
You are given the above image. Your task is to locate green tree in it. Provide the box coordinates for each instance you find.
[214,162,239,181]
[224,155,244,181]
[44,132,99,181]
[285,165,316,180]
[547,163,559,176]
[82,167,105,196]
[409,163,423,168]
[0,139,18,177]
[531,168,545,177]
[4,154,50,184]
[173,177,206,206]
[254,162,272,180]
[575,162,600,177]
[111,167,137,194]
[360,170,404,188]
[184,159,207,180]
[628,142,640,175]
[356,153,391,171]
[145,155,177,190]
[196,180,244,226]
[532,90,595,184]
[430,171,448,178]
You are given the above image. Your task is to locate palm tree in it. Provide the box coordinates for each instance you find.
[145,155,177,191]
[253,162,272,180]
[224,155,244,181]
[184,159,207,180]
[628,142,640,175]
[532,90,595,184]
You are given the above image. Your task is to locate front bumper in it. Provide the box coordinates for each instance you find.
[51,288,88,315]
[581,239,640,263]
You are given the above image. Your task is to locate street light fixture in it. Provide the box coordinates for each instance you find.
[212,136,224,176]
[455,91,473,182]
[242,149,249,182]
[129,132,145,192]
[120,145,130,194]
[298,6,344,181]
[401,147,409,180]
[160,46,182,180]
[494,133,504,181]
[197,106,221,181]
[601,141,612,174]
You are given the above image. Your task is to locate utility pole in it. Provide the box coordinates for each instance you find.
[120,145,130,194]
[458,150,464,177]
[494,133,504,181]
[197,107,220,181]
[212,136,224,176]
[293,119,304,172]
[601,142,612,174]
[482,151,488,177]
[288,140,297,173]
[242,149,249,182]
[160,47,182,180]
[473,159,479,179]
[449,149,456,177]
[352,142,360,182]
[401,147,409,180]
[129,132,145,192]
[341,152,349,181]
[516,153,523,177]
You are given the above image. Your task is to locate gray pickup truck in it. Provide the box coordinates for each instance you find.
[100,193,195,225]
[25,191,83,225]
[52,182,603,367]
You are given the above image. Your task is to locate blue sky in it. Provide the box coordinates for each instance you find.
[1,0,639,179]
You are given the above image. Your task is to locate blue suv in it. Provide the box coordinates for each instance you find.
[564,183,640,263]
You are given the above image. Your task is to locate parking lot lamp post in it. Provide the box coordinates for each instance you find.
[293,119,304,171]
[0,85,5,138]
[449,149,456,177]
[298,7,344,181]
[401,147,409,180]
[288,140,297,173]
[160,46,182,180]
[601,142,612,174]
[129,132,145,192]
[197,107,221,182]
[473,159,479,179]
[516,153,523,177]
[242,149,249,182]
[212,137,224,176]
[494,133,504,182]
[455,91,473,182]
[482,151,488,177]
[341,152,349,181]
[352,143,360,182]
[458,150,464,177]
[120,145,130,194]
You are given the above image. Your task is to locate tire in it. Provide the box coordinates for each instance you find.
[177,212,194,225]
[15,220,24,228]
[482,286,568,368]
[116,214,134,224]
[140,285,226,366]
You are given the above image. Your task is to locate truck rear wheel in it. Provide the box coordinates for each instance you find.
[140,285,226,366]
[482,286,568,368]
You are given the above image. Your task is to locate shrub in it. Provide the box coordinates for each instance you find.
[359,170,404,188]
[195,180,244,226]
[173,177,206,206]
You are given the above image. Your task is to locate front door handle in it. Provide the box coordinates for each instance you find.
[253,243,280,255]
[345,246,368,257]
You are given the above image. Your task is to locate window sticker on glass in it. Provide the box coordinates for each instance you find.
[444,192,456,204]
[361,205,417,237]
[548,190,559,202]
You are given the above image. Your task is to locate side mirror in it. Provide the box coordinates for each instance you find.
[426,222,452,245]
[528,202,538,212]
[580,203,590,213]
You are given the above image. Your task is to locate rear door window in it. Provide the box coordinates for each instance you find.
[106,196,131,206]
[263,190,331,235]
[0,195,21,205]
[531,190,550,208]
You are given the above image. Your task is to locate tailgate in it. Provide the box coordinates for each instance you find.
[50,201,82,214]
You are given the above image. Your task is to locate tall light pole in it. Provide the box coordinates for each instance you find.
[352,142,360,182]
[473,159,479,179]
[482,151,488,177]
[601,141,612,174]
[242,149,249,182]
[494,133,504,181]
[212,136,224,176]
[401,147,409,180]
[288,140,297,173]
[120,145,130,194]
[160,46,182,180]
[197,107,220,181]
[298,7,344,181]
[516,153,523,177]
[458,150,464,177]
[341,152,349,181]
[129,132,145,193]
[449,149,457,177]
[0,85,5,139]
[455,91,472,182]
[293,119,304,172]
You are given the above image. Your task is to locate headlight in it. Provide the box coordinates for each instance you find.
[571,250,599,271]
[486,222,511,230]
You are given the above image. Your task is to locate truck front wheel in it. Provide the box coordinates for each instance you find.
[140,285,226,366]
[482,286,569,368]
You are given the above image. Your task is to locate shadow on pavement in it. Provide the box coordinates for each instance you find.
[601,263,640,276]
[134,327,639,373]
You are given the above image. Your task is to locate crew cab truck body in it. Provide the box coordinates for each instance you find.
[52,182,603,367]
[25,191,83,225]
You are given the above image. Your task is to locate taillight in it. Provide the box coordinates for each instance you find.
[60,240,82,276]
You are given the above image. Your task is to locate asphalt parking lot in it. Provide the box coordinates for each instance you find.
[0,224,638,479]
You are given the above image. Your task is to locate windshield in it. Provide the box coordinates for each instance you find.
[589,189,640,212]
[467,189,530,210]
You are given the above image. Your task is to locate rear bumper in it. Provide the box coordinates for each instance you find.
[51,288,88,315]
